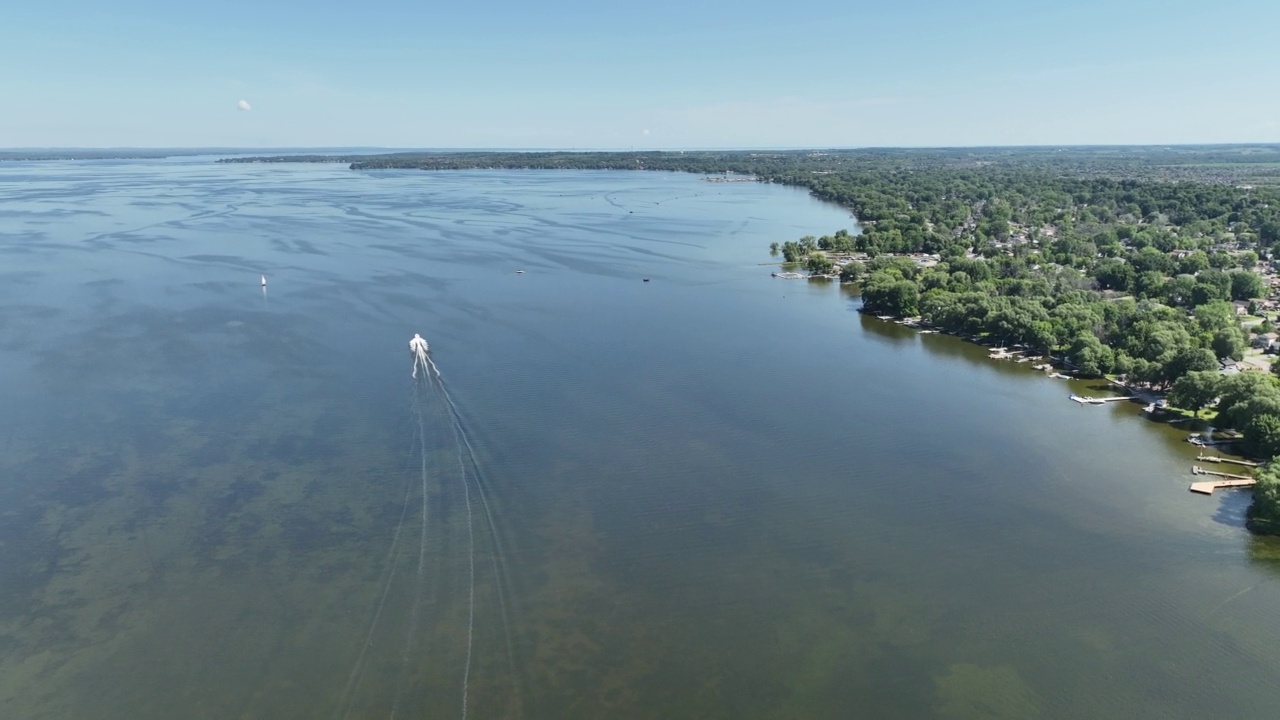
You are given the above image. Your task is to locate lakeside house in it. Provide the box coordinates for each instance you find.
[1253,332,1280,353]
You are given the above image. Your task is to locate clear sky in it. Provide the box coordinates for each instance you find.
[5,0,1278,148]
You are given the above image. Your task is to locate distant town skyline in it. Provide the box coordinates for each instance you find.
[5,0,1278,148]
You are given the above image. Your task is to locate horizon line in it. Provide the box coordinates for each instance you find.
[4,142,1280,154]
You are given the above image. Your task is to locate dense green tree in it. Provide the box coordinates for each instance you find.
[1194,300,1239,333]
[1120,318,1194,380]
[1208,252,1235,269]
[1130,246,1175,275]
[1164,274,1198,307]
[1167,371,1223,416]
[1167,347,1220,378]
[1050,304,1103,348]
[861,271,919,316]
[1244,415,1280,459]
[1191,281,1228,306]
[1247,463,1280,535]
[1067,334,1114,376]
[780,241,807,263]
[1229,271,1266,301]
[1199,269,1233,300]
[806,254,835,274]
[1217,374,1280,429]
[1211,327,1247,361]
[1092,258,1135,292]
[885,281,920,316]
[1177,251,1211,275]
[1259,220,1280,246]
[838,260,864,283]
[1133,270,1168,300]
[866,255,921,278]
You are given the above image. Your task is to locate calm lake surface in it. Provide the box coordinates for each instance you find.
[2,159,1280,719]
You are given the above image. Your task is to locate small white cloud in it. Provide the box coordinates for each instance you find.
[642,129,650,136]
[237,99,252,111]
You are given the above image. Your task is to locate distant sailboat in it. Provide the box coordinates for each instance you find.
[261,274,267,288]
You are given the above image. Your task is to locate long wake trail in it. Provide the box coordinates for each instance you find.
[389,377,435,719]
[428,360,523,709]
[401,341,521,718]
[447,390,477,720]
[413,355,476,719]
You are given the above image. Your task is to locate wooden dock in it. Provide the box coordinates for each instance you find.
[1069,395,1134,405]
[1190,478,1257,494]
[1196,454,1261,468]
[1189,465,1257,495]
[1192,466,1251,479]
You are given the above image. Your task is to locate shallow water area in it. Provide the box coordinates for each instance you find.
[2,159,1280,719]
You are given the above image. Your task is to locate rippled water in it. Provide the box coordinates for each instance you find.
[2,159,1280,719]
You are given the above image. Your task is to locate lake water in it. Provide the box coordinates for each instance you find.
[2,159,1280,719]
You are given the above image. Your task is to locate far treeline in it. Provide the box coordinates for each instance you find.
[224,145,1280,533]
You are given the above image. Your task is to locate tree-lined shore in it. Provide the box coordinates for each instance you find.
[753,149,1280,532]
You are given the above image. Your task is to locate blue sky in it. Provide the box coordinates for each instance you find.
[4,0,1278,148]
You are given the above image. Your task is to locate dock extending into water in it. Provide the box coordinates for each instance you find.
[1069,395,1134,405]
[1189,465,1257,495]
[1196,454,1261,468]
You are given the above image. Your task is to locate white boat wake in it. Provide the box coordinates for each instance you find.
[334,333,520,720]
[409,333,437,379]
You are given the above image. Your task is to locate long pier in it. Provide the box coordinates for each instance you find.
[1069,395,1135,405]
[1189,465,1257,495]
[1196,454,1262,468]
[1192,466,1251,479]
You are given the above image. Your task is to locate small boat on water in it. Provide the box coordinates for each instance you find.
[1187,433,1237,446]
[1188,433,1236,447]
